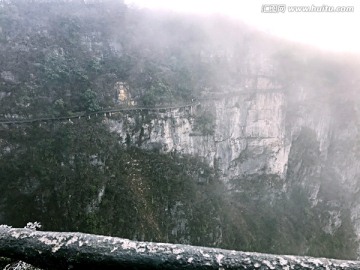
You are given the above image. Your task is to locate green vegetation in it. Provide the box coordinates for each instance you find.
[141,80,174,106]
[1,117,357,259]
[0,119,223,245]
[193,109,216,136]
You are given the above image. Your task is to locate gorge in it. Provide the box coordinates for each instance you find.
[1,1,360,267]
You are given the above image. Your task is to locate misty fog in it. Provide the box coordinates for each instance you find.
[1,0,360,269]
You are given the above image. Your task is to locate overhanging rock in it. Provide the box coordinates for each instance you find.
[0,227,360,270]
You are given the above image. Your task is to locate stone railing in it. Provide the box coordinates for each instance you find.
[1,227,359,270]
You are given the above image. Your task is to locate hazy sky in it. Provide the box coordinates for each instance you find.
[124,0,360,53]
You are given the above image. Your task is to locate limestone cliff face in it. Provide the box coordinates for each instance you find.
[106,85,360,255]
[105,88,333,188]
[108,91,288,183]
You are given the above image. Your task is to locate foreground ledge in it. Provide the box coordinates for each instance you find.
[1,227,360,270]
